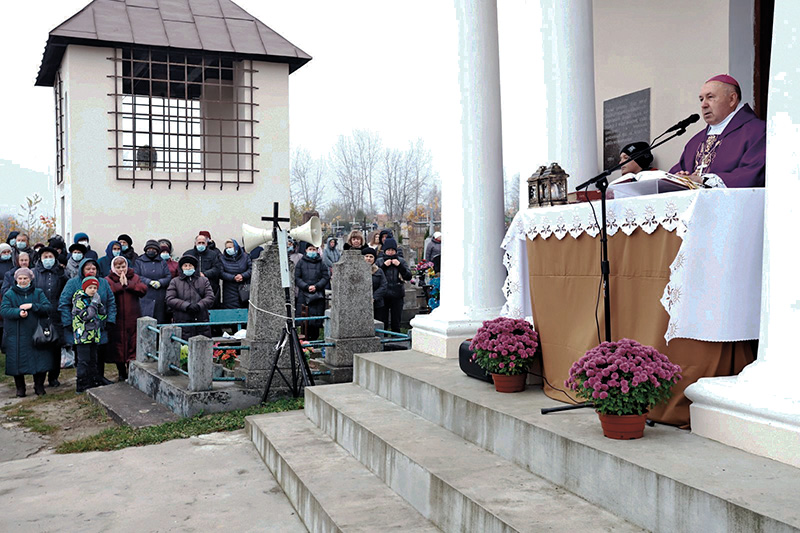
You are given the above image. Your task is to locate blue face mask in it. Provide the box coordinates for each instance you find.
[160,252,170,261]
[121,245,129,252]
[196,245,206,253]
[112,249,121,257]
[307,251,319,259]
[0,254,10,262]
[72,252,83,262]
[42,258,55,269]
[9,238,15,247]
[16,283,28,290]
[183,268,195,277]
[16,241,27,250]
[225,247,236,256]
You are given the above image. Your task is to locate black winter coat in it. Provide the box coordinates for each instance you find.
[295,255,330,308]
[220,246,252,309]
[166,273,215,340]
[182,247,223,295]
[377,256,412,299]
[1,285,53,375]
[33,263,68,344]
[134,254,172,323]
[371,267,387,308]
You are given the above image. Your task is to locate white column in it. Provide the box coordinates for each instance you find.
[411,0,507,358]
[684,0,800,469]
[541,0,598,190]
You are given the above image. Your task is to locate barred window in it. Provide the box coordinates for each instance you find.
[109,47,259,189]
[54,71,65,185]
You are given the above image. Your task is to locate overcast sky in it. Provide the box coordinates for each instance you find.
[0,0,547,206]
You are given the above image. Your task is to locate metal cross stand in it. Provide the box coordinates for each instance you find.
[260,202,315,402]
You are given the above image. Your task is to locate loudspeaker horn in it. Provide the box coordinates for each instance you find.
[241,216,323,251]
[290,216,322,248]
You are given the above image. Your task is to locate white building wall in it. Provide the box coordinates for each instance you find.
[61,45,290,255]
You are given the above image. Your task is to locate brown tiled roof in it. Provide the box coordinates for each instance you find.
[36,0,311,86]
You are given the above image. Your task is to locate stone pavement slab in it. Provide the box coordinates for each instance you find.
[87,381,179,428]
[0,424,47,462]
[0,430,307,533]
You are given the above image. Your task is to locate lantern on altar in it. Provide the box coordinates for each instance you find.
[542,162,569,205]
[528,162,569,207]
[527,166,546,208]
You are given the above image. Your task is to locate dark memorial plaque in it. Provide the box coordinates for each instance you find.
[603,88,651,169]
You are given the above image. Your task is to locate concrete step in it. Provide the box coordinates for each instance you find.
[87,381,180,428]
[306,383,643,533]
[353,350,800,533]
[246,410,442,533]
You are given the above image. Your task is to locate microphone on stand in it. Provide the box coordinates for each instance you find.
[664,113,700,134]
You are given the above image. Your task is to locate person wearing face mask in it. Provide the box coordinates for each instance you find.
[0,243,15,345]
[376,238,412,333]
[183,234,223,306]
[166,256,215,340]
[1,268,53,396]
[105,255,148,381]
[47,235,68,267]
[2,252,32,300]
[73,233,98,261]
[157,239,180,278]
[58,258,117,386]
[98,240,125,278]
[117,234,138,264]
[295,244,330,341]
[65,243,87,279]
[33,247,68,387]
[134,240,172,324]
[12,233,36,267]
[220,239,252,309]
[362,247,387,320]
[6,231,19,249]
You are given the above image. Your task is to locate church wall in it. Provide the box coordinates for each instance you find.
[592,0,732,172]
[61,45,291,255]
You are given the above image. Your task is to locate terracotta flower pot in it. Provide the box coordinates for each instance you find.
[491,373,527,393]
[597,411,648,440]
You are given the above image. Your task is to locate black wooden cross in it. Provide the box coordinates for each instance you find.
[262,202,291,239]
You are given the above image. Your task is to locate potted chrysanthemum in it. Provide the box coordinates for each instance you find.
[469,317,539,393]
[566,338,682,439]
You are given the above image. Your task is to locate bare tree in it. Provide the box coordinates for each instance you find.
[290,147,327,211]
[330,130,382,218]
[504,171,521,217]
[379,148,411,221]
[405,138,436,214]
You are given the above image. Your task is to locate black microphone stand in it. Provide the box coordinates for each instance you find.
[541,127,691,416]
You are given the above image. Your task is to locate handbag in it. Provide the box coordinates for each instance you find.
[33,317,57,348]
[238,282,251,303]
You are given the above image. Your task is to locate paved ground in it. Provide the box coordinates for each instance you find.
[0,430,307,533]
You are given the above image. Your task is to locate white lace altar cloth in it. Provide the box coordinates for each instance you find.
[501,188,764,343]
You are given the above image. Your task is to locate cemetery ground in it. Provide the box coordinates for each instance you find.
[0,352,303,460]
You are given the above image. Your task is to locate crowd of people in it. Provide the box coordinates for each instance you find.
[2,226,441,397]
[0,230,251,397]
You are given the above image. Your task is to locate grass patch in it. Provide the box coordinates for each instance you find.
[0,353,12,386]
[4,406,58,434]
[56,397,304,454]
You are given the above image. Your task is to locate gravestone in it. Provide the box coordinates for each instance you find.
[320,250,381,382]
[240,242,295,399]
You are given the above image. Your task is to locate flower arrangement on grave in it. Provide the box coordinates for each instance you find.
[212,343,238,370]
[469,317,539,392]
[566,339,682,439]
[179,344,189,371]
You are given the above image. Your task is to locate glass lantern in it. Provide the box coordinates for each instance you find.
[541,162,569,206]
[527,166,545,208]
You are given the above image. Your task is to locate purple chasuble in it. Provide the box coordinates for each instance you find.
[669,104,766,187]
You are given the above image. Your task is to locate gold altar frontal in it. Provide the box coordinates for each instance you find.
[527,228,754,427]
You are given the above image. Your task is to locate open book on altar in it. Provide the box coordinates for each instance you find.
[608,170,701,198]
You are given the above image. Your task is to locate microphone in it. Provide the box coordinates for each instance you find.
[665,114,700,133]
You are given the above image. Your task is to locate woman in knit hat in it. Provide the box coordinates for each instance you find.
[105,255,148,381]
[133,239,172,324]
[1,267,53,397]
[166,255,215,340]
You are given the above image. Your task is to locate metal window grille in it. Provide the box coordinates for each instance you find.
[108,47,259,190]
[54,71,65,185]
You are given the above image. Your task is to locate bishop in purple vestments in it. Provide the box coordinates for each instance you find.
[670,74,766,188]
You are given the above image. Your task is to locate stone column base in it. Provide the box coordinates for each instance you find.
[685,376,800,469]
[410,309,502,359]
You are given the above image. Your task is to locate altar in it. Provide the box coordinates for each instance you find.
[502,188,764,425]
